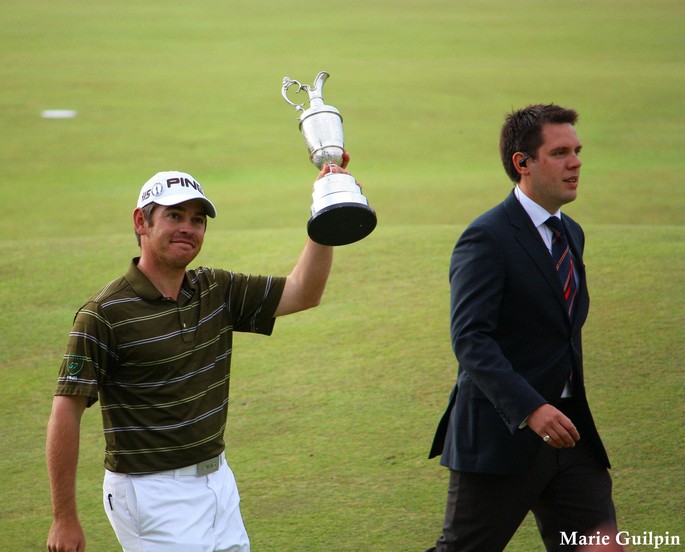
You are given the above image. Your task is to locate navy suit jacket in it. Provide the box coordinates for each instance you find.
[429,191,610,474]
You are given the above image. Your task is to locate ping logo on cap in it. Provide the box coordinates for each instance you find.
[163,176,207,196]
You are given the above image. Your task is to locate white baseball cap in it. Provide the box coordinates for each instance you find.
[137,171,217,218]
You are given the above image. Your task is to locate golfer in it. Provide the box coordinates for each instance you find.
[46,160,352,552]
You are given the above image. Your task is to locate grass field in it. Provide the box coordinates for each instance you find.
[1,0,684,550]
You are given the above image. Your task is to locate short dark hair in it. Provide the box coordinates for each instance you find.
[499,104,579,183]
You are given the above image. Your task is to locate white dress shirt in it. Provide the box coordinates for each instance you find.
[513,186,574,408]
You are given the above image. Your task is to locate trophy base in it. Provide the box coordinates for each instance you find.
[308,202,377,246]
[307,172,377,246]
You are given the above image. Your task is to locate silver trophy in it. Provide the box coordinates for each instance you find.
[282,71,376,246]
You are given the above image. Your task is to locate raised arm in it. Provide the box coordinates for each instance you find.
[274,156,356,317]
[47,394,88,552]
[275,237,333,317]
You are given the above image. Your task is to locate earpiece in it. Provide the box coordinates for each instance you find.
[518,152,531,168]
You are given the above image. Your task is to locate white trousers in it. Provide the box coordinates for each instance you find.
[103,454,250,552]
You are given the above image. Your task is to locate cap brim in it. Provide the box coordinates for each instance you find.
[152,196,217,218]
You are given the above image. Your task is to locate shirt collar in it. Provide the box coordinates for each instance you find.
[514,185,562,228]
[125,257,196,302]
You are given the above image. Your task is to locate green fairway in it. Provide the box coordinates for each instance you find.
[1,0,683,550]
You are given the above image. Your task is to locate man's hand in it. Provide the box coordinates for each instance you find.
[527,403,580,448]
[47,517,86,552]
[46,395,87,551]
[339,151,350,169]
[316,151,351,179]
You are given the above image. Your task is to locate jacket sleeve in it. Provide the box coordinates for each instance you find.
[450,222,546,432]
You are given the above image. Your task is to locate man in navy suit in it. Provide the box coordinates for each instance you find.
[426,104,619,551]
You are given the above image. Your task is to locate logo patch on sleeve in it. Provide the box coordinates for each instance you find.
[66,355,87,376]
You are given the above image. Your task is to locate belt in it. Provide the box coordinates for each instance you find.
[155,453,224,477]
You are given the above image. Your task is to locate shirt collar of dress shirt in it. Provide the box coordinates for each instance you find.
[514,185,562,228]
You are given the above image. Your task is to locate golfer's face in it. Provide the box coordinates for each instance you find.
[144,200,207,269]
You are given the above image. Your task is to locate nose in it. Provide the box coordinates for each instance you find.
[179,219,195,235]
[570,152,582,168]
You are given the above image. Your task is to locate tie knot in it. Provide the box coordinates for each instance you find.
[545,216,564,235]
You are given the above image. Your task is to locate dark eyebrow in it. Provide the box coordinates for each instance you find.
[551,144,582,154]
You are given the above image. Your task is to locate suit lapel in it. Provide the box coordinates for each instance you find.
[503,192,576,324]
[504,193,562,293]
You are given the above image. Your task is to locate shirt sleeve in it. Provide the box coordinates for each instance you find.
[54,301,117,407]
[224,272,287,335]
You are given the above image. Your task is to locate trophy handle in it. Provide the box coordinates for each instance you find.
[282,71,331,112]
[282,78,307,112]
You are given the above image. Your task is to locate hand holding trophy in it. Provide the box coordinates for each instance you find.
[282,71,377,246]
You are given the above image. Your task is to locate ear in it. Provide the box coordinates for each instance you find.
[513,152,530,176]
[133,207,148,236]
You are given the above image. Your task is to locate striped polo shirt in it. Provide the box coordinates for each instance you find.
[55,258,286,474]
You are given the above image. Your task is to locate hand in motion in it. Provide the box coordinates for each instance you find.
[527,403,580,448]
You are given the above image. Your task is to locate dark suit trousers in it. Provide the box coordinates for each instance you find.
[433,407,616,552]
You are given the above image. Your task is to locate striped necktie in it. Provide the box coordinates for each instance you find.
[545,216,577,320]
